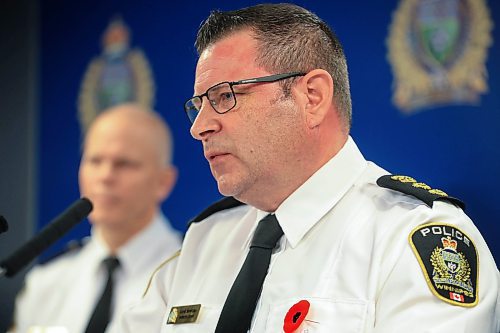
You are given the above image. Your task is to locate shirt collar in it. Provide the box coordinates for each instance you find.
[116,212,172,274]
[275,136,367,248]
[90,212,172,275]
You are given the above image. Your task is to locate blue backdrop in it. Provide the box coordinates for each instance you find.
[39,0,499,263]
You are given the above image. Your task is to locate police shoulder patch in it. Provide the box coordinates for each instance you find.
[377,175,465,209]
[409,222,478,307]
[188,197,244,227]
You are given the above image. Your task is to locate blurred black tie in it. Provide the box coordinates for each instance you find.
[84,256,120,333]
[215,214,284,333]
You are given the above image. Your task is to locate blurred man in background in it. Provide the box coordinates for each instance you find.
[10,103,182,333]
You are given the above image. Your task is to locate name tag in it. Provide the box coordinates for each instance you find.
[167,304,202,324]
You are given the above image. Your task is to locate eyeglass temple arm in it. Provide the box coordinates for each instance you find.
[235,72,305,85]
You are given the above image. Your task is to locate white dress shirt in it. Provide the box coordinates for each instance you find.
[121,137,500,333]
[11,213,182,333]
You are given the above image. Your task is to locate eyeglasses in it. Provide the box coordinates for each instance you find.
[184,72,306,123]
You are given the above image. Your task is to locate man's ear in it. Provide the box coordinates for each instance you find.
[156,165,178,201]
[294,69,334,128]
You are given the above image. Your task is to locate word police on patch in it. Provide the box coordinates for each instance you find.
[409,223,478,307]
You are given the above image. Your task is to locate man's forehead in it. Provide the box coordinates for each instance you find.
[83,137,154,162]
[194,34,260,91]
[86,122,154,150]
[201,31,257,60]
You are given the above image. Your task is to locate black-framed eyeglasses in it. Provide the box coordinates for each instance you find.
[184,72,306,124]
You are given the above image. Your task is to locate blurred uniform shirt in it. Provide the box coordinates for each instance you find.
[11,213,182,333]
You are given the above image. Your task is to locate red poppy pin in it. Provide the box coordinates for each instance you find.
[283,300,310,333]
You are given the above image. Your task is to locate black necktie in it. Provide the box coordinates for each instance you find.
[85,256,120,333]
[215,214,284,333]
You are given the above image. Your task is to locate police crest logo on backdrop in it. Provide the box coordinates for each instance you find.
[78,17,155,133]
[387,0,492,113]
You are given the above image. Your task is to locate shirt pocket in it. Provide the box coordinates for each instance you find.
[160,304,222,333]
[264,297,368,333]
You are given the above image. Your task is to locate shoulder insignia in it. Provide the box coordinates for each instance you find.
[188,197,245,226]
[38,238,87,265]
[409,222,478,307]
[377,175,465,209]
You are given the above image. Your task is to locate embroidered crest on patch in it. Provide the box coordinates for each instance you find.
[409,223,478,307]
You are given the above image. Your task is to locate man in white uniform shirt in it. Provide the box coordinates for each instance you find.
[120,4,500,333]
[11,104,182,333]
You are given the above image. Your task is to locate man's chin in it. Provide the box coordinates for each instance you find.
[217,180,236,197]
[216,176,246,199]
[88,213,124,228]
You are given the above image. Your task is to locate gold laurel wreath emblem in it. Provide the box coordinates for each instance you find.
[387,0,493,112]
[78,49,155,133]
[430,246,471,283]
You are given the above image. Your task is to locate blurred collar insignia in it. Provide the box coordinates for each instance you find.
[387,0,492,113]
[166,304,201,324]
[78,16,155,133]
[409,222,478,307]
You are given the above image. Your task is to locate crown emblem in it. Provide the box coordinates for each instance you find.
[441,236,458,251]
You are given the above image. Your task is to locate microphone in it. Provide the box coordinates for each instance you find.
[0,198,93,277]
[0,215,8,234]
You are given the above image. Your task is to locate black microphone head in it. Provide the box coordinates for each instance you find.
[0,197,93,277]
[75,197,93,219]
[0,215,8,234]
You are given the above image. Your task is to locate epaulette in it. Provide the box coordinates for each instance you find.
[188,196,245,228]
[377,175,465,210]
[38,237,88,265]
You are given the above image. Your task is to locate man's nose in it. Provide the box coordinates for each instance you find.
[190,102,222,140]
